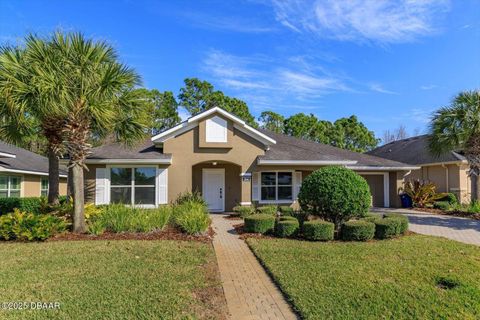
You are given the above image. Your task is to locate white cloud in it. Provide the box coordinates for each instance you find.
[369,83,398,95]
[420,84,437,90]
[271,0,450,43]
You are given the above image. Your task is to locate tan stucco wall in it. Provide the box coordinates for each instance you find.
[408,163,471,203]
[163,116,266,203]
[192,162,241,211]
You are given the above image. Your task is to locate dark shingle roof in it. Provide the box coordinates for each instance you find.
[366,135,465,165]
[89,137,171,160]
[0,141,67,175]
[260,129,416,168]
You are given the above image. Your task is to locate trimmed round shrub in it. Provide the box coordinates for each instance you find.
[361,214,381,223]
[278,206,294,216]
[256,205,278,215]
[244,214,275,234]
[302,220,334,241]
[383,213,409,234]
[298,166,371,228]
[279,216,298,222]
[233,205,255,218]
[341,220,375,241]
[374,218,401,239]
[275,220,299,238]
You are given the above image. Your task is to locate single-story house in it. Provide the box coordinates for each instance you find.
[367,135,475,203]
[0,141,68,198]
[84,107,419,211]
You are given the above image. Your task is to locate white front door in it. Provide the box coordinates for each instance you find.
[202,169,225,212]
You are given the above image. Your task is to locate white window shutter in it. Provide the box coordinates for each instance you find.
[95,168,107,205]
[294,171,302,200]
[252,172,260,201]
[157,168,168,205]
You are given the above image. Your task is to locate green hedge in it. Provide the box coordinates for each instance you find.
[278,206,294,216]
[383,213,409,234]
[341,220,375,241]
[275,220,299,238]
[233,205,255,218]
[279,216,298,222]
[361,214,381,223]
[256,205,278,215]
[374,218,400,239]
[0,197,45,215]
[244,214,275,234]
[302,220,334,241]
[439,192,458,205]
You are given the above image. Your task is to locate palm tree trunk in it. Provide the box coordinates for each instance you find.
[67,165,73,201]
[474,168,480,201]
[72,163,86,233]
[47,146,60,205]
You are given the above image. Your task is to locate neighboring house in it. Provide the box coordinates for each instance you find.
[368,135,475,203]
[84,107,418,211]
[0,141,68,198]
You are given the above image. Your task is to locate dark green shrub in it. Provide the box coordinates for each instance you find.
[0,197,45,215]
[292,211,310,226]
[341,220,375,241]
[256,205,278,215]
[374,218,401,239]
[275,220,299,238]
[244,214,275,234]
[302,220,334,241]
[383,213,409,234]
[278,206,294,216]
[439,193,458,205]
[298,166,371,228]
[173,191,207,206]
[362,215,381,223]
[0,209,67,241]
[433,201,451,211]
[233,205,255,218]
[279,216,298,222]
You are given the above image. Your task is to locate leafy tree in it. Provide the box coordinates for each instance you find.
[135,88,180,134]
[178,77,256,126]
[284,113,319,140]
[259,111,284,133]
[333,116,379,152]
[0,37,68,205]
[429,90,480,200]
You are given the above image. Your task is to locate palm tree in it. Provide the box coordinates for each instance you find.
[429,90,480,200]
[0,38,67,205]
[46,32,147,232]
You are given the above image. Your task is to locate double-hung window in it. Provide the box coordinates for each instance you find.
[41,178,49,197]
[261,172,293,202]
[0,176,21,198]
[110,167,156,206]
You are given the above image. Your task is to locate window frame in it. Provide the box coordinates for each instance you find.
[0,175,22,198]
[259,171,294,204]
[40,177,49,197]
[106,165,158,208]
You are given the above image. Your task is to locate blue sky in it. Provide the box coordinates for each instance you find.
[1,0,479,139]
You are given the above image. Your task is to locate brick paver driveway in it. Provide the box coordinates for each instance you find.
[371,208,480,246]
[211,214,298,320]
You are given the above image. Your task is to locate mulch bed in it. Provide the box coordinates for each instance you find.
[48,226,215,243]
[413,207,480,220]
[223,215,243,220]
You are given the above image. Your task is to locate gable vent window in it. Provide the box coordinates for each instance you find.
[206,116,227,143]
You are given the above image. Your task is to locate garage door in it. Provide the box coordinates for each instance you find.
[360,175,385,207]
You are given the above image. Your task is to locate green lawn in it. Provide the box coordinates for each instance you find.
[247,235,480,320]
[0,240,225,320]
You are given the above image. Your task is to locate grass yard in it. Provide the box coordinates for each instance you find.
[247,235,480,320]
[0,240,226,320]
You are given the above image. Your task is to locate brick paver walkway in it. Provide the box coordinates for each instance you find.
[211,214,298,320]
[371,208,480,246]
